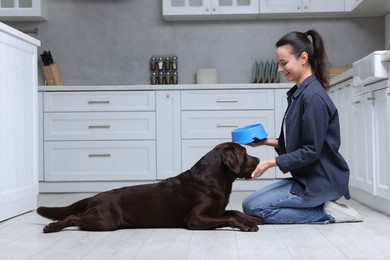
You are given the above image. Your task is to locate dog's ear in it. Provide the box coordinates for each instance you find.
[222,147,242,174]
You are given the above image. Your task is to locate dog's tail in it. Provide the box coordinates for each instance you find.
[37,198,91,221]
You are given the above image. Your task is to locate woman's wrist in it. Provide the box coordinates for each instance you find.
[264,138,279,148]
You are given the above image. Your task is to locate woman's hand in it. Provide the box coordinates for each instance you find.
[245,138,267,147]
[250,159,277,179]
[245,138,279,148]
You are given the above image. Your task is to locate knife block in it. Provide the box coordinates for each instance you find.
[42,63,64,86]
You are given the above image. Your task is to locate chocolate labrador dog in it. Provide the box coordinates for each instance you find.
[37,142,263,233]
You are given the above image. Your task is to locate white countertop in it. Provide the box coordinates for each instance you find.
[38,83,292,92]
[329,69,353,86]
[0,22,40,46]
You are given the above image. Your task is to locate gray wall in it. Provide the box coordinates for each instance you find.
[7,0,385,85]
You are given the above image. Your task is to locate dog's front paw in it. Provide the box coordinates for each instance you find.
[43,222,60,233]
[248,224,259,232]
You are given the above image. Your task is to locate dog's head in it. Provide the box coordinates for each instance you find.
[218,142,260,179]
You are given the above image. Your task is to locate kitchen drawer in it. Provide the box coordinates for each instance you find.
[181,139,276,179]
[44,112,156,141]
[44,141,156,181]
[44,91,155,112]
[182,110,274,139]
[181,90,274,110]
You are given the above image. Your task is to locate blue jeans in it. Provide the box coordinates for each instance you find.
[242,178,340,224]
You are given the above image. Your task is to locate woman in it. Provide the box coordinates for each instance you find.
[242,30,363,224]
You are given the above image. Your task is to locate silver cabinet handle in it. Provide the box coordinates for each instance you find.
[367,97,375,101]
[88,154,111,158]
[88,125,111,129]
[352,101,361,105]
[216,124,239,128]
[216,99,238,103]
[88,100,110,104]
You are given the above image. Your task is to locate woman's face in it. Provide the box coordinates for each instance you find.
[275,45,310,85]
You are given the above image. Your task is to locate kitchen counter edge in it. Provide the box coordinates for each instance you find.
[38,83,292,92]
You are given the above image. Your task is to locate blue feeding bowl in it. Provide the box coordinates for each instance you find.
[231,123,268,145]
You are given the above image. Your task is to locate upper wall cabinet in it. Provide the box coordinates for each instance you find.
[259,0,346,18]
[0,0,47,21]
[163,0,259,20]
[345,0,363,11]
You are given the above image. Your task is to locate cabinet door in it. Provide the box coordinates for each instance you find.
[350,93,375,194]
[163,0,211,16]
[373,88,390,199]
[259,0,302,13]
[0,0,47,21]
[44,112,156,141]
[303,0,345,12]
[0,27,38,221]
[182,110,274,139]
[181,89,274,110]
[44,141,156,181]
[212,0,259,15]
[156,91,182,180]
[44,91,155,112]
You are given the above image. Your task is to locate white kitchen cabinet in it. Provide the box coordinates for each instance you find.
[42,91,157,182]
[372,87,390,199]
[329,79,356,186]
[163,0,259,20]
[156,91,182,180]
[44,141,156,181]
[350,92,375,194]
[259,0,345,17]
[44,112,156,141]
[181,89,276,179]
[0,22,40,221]
[0,0,47,21]
[345,0,363,11]
[38,84,293,192]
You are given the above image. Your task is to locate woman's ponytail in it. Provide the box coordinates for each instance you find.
[305,30,329,89]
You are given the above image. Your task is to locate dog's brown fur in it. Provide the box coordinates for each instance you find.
[37,142,263,233]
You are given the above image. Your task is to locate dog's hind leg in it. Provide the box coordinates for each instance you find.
[43,215,82,233]
[42,207,121,233]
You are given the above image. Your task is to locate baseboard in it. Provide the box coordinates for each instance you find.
[350,186,390,216]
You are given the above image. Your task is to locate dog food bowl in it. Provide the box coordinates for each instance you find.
[231,123,268,145]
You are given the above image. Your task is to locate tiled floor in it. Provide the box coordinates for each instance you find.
[1,192,390,259]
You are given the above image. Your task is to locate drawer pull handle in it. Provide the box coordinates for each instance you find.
[367,97,375,101]
[216,99,238,103]
[88,100,110,104]
[352,101,361,105]
[88,153,111,158]
[216,124,239,128]
[88,125,111,129]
